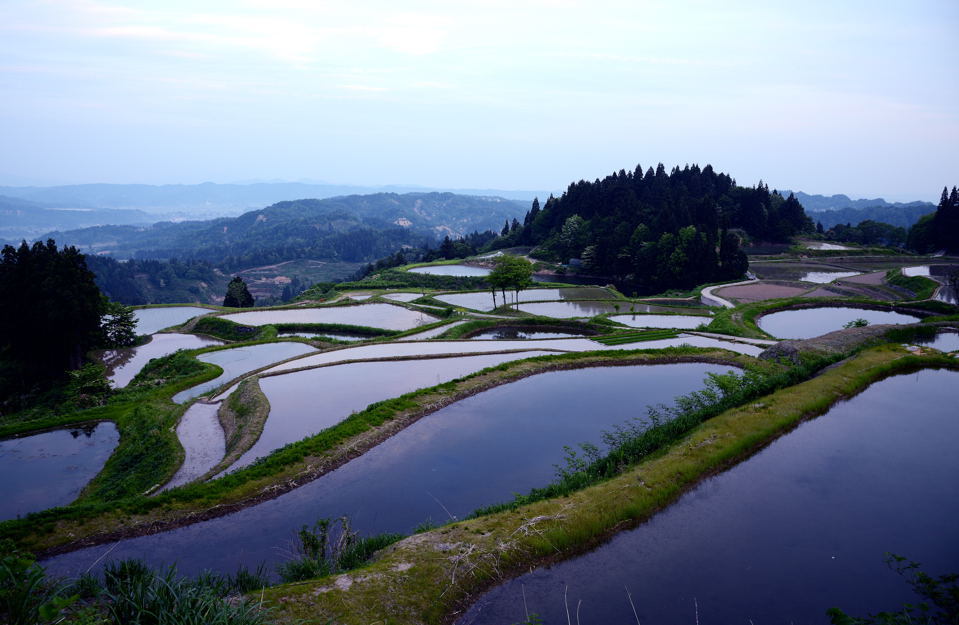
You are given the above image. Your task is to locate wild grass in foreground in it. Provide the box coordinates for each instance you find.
[0,540,273,625]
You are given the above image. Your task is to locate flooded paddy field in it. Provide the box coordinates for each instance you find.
[609,313,710,329]
[0,423,119,520]
[42,363,737,578]
[460,369,959,625]
[409,265,491,277]
[133,306,212,335]
[172,342,316,403]
[99,333,223,387]
[434,287,615,311]
[757,306,921,339]
[230,350,559,471]
[221,303,437,331]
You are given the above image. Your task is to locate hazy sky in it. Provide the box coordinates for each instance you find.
[1,1,956,200]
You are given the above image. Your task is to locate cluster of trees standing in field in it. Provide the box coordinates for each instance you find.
[907,186,959,254]
[1,240,138,407]
[489,163,814,293]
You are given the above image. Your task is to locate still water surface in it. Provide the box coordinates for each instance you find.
[134,307,211,335]
[172,342,316,404]
[42,363,735,577]
[99,333,222,387]
[609,314,709,329]
[460,369,959,625]
[232,351,558,470]
[1,423,119,520]
[409,265,490,277]
[435,288,614,311]
[221,303,436,331]
[758,307,920,339]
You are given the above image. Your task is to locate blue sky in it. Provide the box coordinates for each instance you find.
[1,0,956,201]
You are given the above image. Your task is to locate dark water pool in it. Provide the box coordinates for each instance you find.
[758,306,920,339]
[42,362,735,578]
[459,369,959,625]
[0,422,119,520]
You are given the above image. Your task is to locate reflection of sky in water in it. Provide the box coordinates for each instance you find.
[173,342,316,403]
[236,351,558,470]
[100,333,222,387]
[460,370,959,625]
[134,307,211,335]
[221,303,436,330]
[919,331,959,352]
[435,288,613,311]
[0,423,119,520]
[902,265,930,277]
[759,307,919,339]
[799,271,860,283]
[515,301,621,317]
[609,314,710,329]
[409,265,491,277]
[42,363,736,578]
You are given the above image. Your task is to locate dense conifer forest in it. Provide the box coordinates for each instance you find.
[491,163,814,293]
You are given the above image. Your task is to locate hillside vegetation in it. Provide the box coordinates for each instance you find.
[492,163,813,293]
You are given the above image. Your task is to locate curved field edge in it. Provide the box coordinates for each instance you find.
[0,347,756,556]
[261,345,958,625]
[704,295,938,339]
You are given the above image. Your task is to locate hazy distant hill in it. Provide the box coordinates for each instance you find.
[786,191,935,230]
[787,191,934,213]
[0,195,153,242]
[41,192,525,270]
[0,181,548,219]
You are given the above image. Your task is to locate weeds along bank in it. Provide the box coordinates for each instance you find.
[262,345,959,625]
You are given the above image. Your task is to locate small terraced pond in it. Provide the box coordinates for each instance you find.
[172,342,316,404]
[758,306,921,339]
[230,351,559,470]
[515,301,624,318]
[42,362,736,577]
[800,270,861,283]
[409,265,491,277]
[459,369,959,625]
[918,330,959,352]
[434,288,614,311]
[609,313,710,329]
[133,306,211,335]
[0,423,119,520]
[468,328,588,340]
[99,333,223,387]
[277,330,369,341]
[221,303,436,331]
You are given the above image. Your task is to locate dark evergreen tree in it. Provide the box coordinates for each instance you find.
[223,276,254,308]
[0,240,107,400]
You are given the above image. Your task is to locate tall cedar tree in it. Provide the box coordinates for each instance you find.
[907,186,959,254]
[223,276,254,307]
[0,240,106,396]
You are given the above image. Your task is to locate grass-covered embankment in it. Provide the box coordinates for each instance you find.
[0,352,224,503]
[885,269,939,300]
[262,344,958,625]
[0,348,756,557]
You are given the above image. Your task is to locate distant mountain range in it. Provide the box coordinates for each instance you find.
[0,195,155,242]
[785,191,935,230]
[38,192,527,270]
[0,181,549,217]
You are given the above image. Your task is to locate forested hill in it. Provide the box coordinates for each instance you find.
[41,193,525,269]
[495,163,813,293]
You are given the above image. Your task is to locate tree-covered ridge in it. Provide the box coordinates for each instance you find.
[40,193,525,271]
[907,186,959,254]
[495,163,813,292]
